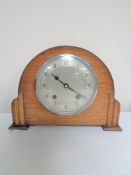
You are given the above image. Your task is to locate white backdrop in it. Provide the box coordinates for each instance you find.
[0,0,131,112]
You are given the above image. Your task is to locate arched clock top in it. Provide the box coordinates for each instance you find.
[18,46,114,96]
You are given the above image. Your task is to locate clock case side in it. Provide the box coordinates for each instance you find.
[9,46,121,131]
[9,94,29,130]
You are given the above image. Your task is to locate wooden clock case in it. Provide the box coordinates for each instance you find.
[9,46,122,131]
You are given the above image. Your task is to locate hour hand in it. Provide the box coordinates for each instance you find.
[51,73,65,86]
[51,73,59,80]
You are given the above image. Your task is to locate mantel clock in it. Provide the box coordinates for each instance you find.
[9,46,122,131]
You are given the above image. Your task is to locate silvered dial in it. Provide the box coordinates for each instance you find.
[36,54,98,115]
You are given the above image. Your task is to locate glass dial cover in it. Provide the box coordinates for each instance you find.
[36,54,98,115]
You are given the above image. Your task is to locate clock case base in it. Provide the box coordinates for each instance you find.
[10,93,122,131]
[8,124,122,131]
[10,46,122,131]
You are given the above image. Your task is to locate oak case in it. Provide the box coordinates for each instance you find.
[10,46,122,131]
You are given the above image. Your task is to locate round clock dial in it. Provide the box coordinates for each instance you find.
[36,54,98,115]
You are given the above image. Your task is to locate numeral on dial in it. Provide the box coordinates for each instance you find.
[64,60,68,65]
[76,95,80,99]
[42,83,45,88]
[87,83,91,88]
[85,72,88,78]
[45,94,48,98]
[64,105,67,109]
[53,64,56,68]
[76,101,79,105]
[53,95,57,99]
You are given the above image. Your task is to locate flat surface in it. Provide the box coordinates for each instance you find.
[0,112,131,175]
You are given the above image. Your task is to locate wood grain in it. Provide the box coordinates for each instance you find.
[18,93,25,125]
[11,98,19,125]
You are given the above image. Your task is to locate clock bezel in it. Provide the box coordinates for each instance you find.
[35,53,98,115]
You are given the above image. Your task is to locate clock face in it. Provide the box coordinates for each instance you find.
[35,54,98,115]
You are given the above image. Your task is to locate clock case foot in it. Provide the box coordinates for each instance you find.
[102,125,122,131]
[9,123,30,130]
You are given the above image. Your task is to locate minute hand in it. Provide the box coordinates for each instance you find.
[67,86,86,100]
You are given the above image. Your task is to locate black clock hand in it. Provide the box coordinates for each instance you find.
[67,86,86,100]
[51,73,65,86]
[51,73,86,100]
[51,73,74,91]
